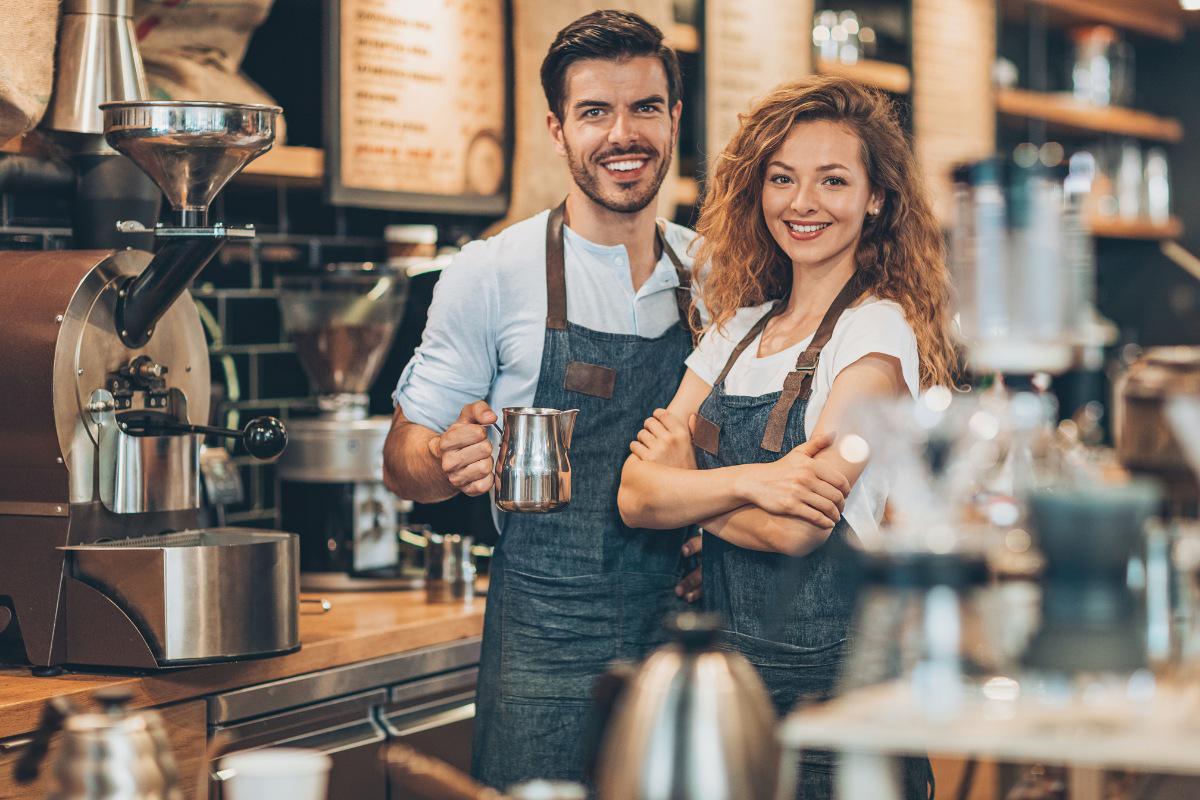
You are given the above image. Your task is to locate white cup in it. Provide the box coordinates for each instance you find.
[219,748,332,800]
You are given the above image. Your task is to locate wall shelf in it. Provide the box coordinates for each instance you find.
[676,176,699,207]
[668,22,700,54]
[996,88,1183,142]
[1000,0,1185,42]
[1090,216,1182,240]
[816,58,912,95]
[237,145,324,185]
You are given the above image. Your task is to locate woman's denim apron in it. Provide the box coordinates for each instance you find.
[471,201,695,791]
[691,277,931,799]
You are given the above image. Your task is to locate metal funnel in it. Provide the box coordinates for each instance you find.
[101,101,281,227]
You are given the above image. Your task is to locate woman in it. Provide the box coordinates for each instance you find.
[618,77,955,797]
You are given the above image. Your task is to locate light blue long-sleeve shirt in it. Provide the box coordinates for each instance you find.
[393,209,699,434]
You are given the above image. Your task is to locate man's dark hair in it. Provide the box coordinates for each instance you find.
[540,10,683,121]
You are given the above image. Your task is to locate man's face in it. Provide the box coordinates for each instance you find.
[549,55,681,213]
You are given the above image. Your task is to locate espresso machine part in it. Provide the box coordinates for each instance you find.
[595,613,780,800]
[1114,346,1200,505]
[276,262,417,587]
[0,101,296,669]
[494,408,578,514]
[425,534,477,603]
[15,686,181,800]
[1023,481,1160,675]
[278,262,410,416]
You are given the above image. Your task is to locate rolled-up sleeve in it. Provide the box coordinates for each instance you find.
[392,242,497,433]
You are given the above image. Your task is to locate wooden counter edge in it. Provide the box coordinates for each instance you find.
[0,595,485,740]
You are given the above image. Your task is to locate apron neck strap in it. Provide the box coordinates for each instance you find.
[545,199,697,336]
[546,201,569,330]
[759,272,867,452]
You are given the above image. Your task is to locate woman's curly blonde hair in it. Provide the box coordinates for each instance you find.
[694,76,957,389]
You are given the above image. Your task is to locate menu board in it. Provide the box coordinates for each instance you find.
[704,0,813,170]
[325,0,509,213]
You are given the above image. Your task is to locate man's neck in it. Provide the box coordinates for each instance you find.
[564,188,661,286]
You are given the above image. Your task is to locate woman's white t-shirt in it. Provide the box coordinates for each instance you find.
[684,296,920,542]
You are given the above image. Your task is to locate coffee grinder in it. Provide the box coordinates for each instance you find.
[275,263,414,589]
[0,101,299,670]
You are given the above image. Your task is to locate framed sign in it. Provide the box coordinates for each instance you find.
[324,0,511,214]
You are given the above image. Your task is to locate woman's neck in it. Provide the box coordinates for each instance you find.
[783,253,858,319]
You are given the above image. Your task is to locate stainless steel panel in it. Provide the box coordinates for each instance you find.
[276,416,391,482]
[53,249,211,504]
[208,638,481,724]
[98,425,200,513]
[66,528,299,662]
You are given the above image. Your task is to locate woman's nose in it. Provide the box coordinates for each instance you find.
[790,183,819,216]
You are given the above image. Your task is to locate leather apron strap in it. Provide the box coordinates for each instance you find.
[759,273,866,453]
[546,200,696,338]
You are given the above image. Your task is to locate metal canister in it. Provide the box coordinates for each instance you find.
[1113,346,1200,503]
[425,533,477,603]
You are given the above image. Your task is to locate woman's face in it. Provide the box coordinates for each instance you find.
[761,120,882,272]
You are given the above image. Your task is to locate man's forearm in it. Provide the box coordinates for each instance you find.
[383,410,459,504]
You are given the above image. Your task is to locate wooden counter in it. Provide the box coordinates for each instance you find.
[0,590,485,740]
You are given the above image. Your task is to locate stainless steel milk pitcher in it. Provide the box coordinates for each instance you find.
[494,407,578,513]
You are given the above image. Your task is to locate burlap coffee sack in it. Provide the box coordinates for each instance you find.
[0,0,60,141]
[489,0,677,234]
[133,0,287,143]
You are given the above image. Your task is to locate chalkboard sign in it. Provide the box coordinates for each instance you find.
[324,0,510,214]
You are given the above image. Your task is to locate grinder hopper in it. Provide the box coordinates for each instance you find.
[278,263,410,418]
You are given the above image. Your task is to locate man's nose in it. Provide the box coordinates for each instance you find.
[607,111,636,144]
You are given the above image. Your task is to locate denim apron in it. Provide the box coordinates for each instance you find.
[691,276,931,799]
[471,202,696,790]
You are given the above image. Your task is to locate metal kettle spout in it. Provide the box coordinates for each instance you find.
[558,409,579,449]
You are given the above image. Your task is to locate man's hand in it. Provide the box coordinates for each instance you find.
[675,535,702,603]
[431,400,498,496]
[735,433,851,528]
[630,408,696,470]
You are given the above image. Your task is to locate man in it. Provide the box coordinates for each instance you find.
[383,11,702,789]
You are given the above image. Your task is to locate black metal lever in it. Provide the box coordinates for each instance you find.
[118,413,288,461]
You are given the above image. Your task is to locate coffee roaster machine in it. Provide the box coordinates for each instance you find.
[0,101,301,671]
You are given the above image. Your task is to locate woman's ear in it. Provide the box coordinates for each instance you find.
[867,189,885,217]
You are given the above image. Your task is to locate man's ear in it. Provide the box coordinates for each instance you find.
[547,110,568,158]
[670,99,682,137]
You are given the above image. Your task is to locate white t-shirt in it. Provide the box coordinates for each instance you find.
[685,296,920,541]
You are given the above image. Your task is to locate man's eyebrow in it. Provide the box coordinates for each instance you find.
[573,99,612,110]
[633,95,666,106]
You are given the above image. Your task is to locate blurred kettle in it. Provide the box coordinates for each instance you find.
[14,686,181,800]
[494,407,578,513]
[594,613,780,800]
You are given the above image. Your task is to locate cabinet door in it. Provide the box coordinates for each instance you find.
[0,699,207,800]
[380,667,477,780]
[210,691,387,800]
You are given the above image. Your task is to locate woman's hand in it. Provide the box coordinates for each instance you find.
[630,408,696,470]
[734,433,851,528]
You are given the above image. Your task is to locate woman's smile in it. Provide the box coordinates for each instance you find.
[785,220,833,240]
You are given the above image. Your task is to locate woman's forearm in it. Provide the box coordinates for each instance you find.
[700,506,832,555]
[618,455,754,529]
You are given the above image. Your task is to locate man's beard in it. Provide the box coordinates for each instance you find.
[564,141,674,214]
